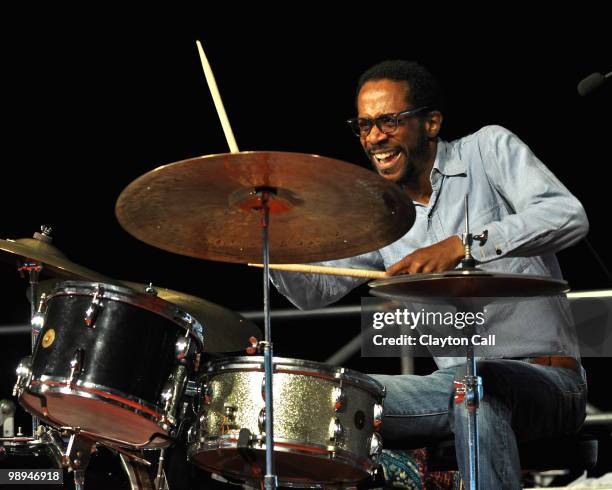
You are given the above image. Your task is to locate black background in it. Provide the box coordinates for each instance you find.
[1,12,611,434]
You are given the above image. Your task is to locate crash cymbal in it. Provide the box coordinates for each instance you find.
[115,151,415,263]
[30,279,261,353]
[0,231,112,282]
[369,269,569,299]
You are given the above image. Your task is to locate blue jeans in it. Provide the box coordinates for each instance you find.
[370,359,587,489]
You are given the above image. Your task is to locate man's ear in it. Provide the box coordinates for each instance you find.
[425,111,443,138]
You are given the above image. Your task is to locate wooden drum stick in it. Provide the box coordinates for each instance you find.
[196,40,239,153]
[248,263,388,279]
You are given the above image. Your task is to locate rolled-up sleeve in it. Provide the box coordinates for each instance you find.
[474,126,588,262]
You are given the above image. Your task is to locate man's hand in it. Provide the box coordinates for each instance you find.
[387,236,465,275]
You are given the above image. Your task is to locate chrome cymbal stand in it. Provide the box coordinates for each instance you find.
[234,188,278,489]
[259,189,277,490]
[455,196,487,490]
[16,226,53,437]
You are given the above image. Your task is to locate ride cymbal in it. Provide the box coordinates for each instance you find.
[115,151,415,263]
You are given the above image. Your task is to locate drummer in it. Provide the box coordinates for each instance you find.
[270,60,588,488]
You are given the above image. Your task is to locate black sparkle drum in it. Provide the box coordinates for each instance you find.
[187,356,385,486]
[16,281,203,448]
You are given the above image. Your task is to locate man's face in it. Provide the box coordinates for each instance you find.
[357,79,429,183]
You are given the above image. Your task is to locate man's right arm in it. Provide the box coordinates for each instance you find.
[270,250,385,310]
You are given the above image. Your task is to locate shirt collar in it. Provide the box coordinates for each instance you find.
[432,138,467,177]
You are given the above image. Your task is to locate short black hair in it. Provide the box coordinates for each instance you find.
[356,60,444,112]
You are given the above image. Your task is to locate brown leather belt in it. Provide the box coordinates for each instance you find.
[522,356,581,375]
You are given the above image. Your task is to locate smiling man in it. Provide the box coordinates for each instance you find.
[271,60,588,488]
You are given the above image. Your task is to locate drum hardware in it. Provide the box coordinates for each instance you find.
[159,368,188,432]
[246,336,262,355]
[68,349,84,388]
[459,195,488,269]
[153,448,167,490]
[368,433,383,462]
[119,453,157,490]
[373,403,383,431]
[1,226,114,282]
[1,400,16,438]
[31,293,46,335]
[184,379,201,399]
[13,357,33,398]
[158,335,197,430]
[84,284,104,326]
[329,417,344,445]
[333,385,346,412]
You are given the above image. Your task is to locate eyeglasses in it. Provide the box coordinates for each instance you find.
[346,106,428,137]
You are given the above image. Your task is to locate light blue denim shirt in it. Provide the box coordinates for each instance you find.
[271,125,589,368]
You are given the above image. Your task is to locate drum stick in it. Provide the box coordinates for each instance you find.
[248,263,388,279]
[195,40,240,153]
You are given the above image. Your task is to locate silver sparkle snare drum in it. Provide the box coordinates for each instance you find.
[187,356,385,486]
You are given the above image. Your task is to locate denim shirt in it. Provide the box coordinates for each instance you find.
[271,126,589,368]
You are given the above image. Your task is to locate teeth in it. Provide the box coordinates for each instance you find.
[374,150,398,160]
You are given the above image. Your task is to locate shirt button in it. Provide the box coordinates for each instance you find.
[496,248,503,255]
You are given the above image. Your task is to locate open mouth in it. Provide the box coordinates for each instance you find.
[372,150,402,174]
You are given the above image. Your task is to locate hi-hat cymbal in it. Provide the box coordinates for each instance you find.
[0,234,112,282]
[30,279,261,353]
[369,269,569,299]
[115,151,415,263]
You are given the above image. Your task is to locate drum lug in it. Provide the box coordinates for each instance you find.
[197,412,209,441]
[197,382,212,407]
[187,423,198,444]
[84,285,104,327]
[368,432,383,462]
[175,336,192,361]
[223,406,237,430]
[160,364,188,429]
[258,408,266,434]
[13,357,33,396]
[333,386,346,412]
[68,349,84,387]
[329,417,344,445]
[373,403,383,431]
[185,380,201,398]
[31,293,47,335]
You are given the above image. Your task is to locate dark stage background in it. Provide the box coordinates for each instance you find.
[1,12,611,458]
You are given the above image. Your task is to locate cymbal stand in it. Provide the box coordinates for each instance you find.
[455,196,487,490]
[17,272,41,433]
[258,189,277,490]
[235,188,279,489]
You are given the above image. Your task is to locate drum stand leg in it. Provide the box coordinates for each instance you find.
[119,453,156,490]
[63,433,95,490]
[465,340,482,490]
[153,448,168,490]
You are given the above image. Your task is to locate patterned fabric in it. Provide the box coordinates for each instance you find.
[378,448,462,489]
[379,448,424,489]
